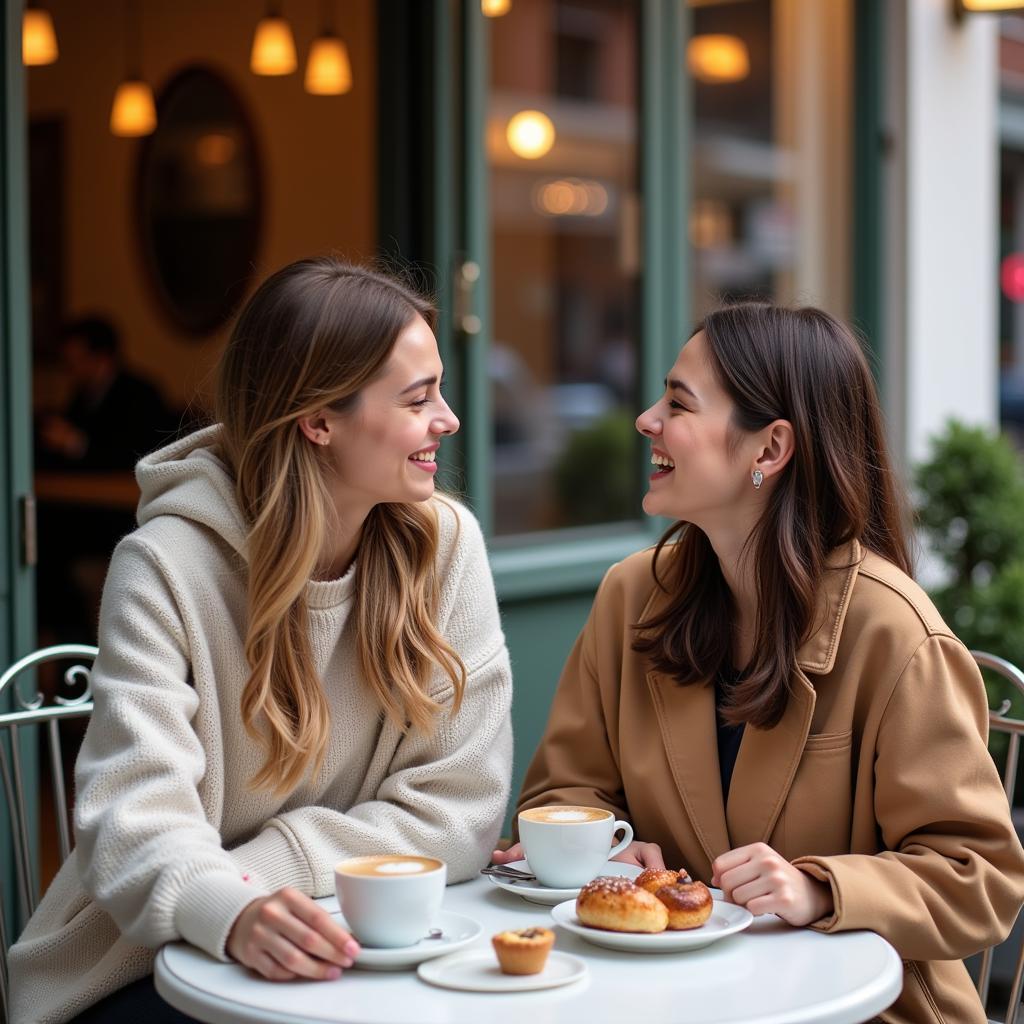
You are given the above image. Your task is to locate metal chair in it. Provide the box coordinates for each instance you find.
[0,644,96,1024]
[972,650,1024,1024]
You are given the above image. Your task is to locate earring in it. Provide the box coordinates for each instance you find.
[752,469,764,489]
[320,438,330,446]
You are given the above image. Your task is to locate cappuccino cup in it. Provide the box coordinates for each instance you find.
[334,855,445,948]
[518,805,634,889]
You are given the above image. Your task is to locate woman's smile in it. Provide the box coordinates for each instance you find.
[650,447,675,481]
[409,443,439,473]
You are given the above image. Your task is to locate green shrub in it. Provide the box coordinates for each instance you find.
[914,421,1024,737]
[554,412,637,526]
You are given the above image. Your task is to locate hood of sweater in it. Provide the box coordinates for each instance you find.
[134,424,354,607]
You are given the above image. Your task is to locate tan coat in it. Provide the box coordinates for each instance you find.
[518,542,1024,1024]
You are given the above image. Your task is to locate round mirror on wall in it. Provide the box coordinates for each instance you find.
[137,66,262,336]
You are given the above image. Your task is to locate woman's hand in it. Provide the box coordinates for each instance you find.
[711,843,833,926]
[491,839,665,871]
[226,886,361,981]
[610,841,665,870]
[490,842,524,865]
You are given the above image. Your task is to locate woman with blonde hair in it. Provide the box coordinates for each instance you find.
[11,257,513,1023]
[496,303,1024,1022]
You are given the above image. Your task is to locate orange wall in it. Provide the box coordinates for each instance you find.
[28,0,377,414]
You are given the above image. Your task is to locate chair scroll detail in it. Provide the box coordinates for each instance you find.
[0,644,97,1024]
[972,650,1024,1024]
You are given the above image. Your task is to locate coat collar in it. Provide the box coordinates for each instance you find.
[644,540,863,866]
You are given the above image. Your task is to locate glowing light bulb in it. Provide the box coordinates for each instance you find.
[506,110,555,160]
[250,15,297,76]
[110,79,157,137]
[23,7,58,66]
[305,35,352,95]
[687,35,750,85]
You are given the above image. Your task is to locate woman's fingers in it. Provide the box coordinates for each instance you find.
[281,889,359,964]
[259,926,342,980]
[491,843,523,864]
[248,951,297,982]
[610,841,665,870]
[728,875,774,908]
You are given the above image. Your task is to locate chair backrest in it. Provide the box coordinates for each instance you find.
[0,644,96,1024]
[972,650,1024,1024]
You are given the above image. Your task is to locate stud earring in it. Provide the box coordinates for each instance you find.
[320,438,330,446]
[752,469,764,489]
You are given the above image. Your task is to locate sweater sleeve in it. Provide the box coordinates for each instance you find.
[792,634,1024,960]
[73,536,267,961]
[229,504,513,893]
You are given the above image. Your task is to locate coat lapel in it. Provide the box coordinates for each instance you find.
[725,667,815,846]
[645,540,863,858]
[726,540,861,846]
[647,669,731,866]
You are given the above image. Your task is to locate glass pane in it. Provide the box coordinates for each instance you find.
[487,0,642,536]
[690,0,851,320]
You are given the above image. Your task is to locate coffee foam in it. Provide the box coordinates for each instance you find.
[520,805,610,823]
[336,855,443,878]
[374,861,427,875]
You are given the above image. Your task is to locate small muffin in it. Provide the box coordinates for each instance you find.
[634,867,689,893]
[576,876,668,933]
[491,927,556,975]
[655,881,713,930]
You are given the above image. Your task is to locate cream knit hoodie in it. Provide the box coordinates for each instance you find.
[9,426,513,1023]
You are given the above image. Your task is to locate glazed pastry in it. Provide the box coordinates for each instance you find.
[634,867,690,893]
[491,927,556,974]
[575,876,668,933]
[654,881,713,930]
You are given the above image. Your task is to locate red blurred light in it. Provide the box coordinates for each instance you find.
[1002,253,1024,302]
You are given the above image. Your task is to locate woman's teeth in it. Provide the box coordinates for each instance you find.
[651,454,674,469]
[410,450,436,462]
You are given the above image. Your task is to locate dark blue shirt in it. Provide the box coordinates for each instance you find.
[715,666,746,802]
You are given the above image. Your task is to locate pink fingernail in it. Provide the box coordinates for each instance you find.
[344,940,360,957]
[326,967,341,980]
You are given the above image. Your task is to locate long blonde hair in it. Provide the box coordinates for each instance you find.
[216,257,467,795]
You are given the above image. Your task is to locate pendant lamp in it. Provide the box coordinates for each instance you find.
[110,1,156,137]
[251,3,297,76]
[305,1,352,95]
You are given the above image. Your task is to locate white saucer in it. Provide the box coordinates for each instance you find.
[486,860,643,905]
[417,949,587,992]
[550,897,752,953]
[329,910,481,970]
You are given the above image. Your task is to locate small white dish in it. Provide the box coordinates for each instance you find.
[329,910,481,970]
[417,949,587,992]
[486,859,643,906]
[549,897,752,953]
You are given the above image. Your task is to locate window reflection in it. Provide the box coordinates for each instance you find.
[488,0,641,536]
[690,0,851,320]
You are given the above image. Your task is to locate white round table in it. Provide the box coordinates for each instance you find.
[155,877,902,1024]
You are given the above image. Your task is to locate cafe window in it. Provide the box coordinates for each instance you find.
[486,0,643,537]
[485,0,851,539]
[690,0,852,321]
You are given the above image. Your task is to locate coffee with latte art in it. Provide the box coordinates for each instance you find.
[520,805,611,824]
[335,855,443,878]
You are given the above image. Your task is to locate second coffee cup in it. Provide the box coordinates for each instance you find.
[518,805,634,889]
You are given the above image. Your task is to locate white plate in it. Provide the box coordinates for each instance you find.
[486,859,643,905]
[329,910,482,970]
[417,949,587,992]
[550,897,752,953]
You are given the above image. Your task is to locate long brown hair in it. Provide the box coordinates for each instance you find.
[633,303,912,728]
[216,257,466,795]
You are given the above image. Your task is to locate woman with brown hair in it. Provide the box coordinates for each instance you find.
[495,303,1024,1022]
[11,257,513,1023]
